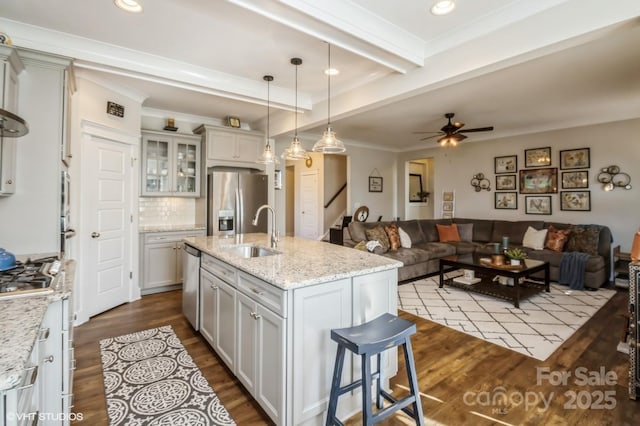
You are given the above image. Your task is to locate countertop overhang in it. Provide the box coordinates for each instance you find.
[183,234,402,290]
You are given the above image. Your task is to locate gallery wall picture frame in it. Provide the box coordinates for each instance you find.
[519,167,558,194]
[496,174,517,190]
[525,195,552,215]
[495,155,517,174]
[369,176,383,192]
[443,191,455,202]
[560,191,591,211]
[560,148,590,169]
[525,147,552,168]
[562,170,589,189]
[495,192,518,209]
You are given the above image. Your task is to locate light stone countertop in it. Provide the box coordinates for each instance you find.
[139,224,206,233]
[183,233,402,290]
[0,260,75,392]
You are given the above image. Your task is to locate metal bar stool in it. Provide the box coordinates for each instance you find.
[325,313,424,426]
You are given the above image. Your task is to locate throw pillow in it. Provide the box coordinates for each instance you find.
[545,226,571,252]
[398,227,412,248]
[566,225,600,255]
[457,223,474,242]
[384,223,400,250]
[365,226,390,252]
[436,224,460,242]
[522,226,547,250]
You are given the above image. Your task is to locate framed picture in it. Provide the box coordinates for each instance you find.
[560,148,590,169]
[519,167,558,194]
[443,191,454,201]
[369,176,383,192]
[274,169,282,190]
[561,191,591,211]
[562,170,589,189]
[496,174,517,190]
[442,201,454,212]
[525,147,551,168]
[495,192,518,209]
[442,212,453,219]
[495,155,517,174]
[525,196,552,215]
[409,174,423,202]
[226,116,241,128]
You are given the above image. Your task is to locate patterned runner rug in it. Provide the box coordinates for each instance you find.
[100,325,235,425]
[398,276,616,360]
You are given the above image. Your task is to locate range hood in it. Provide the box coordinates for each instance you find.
[0,108,28,137]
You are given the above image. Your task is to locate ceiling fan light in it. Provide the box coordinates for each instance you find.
[430,0,455,16]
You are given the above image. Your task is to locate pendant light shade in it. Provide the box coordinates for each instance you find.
[257,75,279,165]
[282,58,309,160]
[312,43,345,153]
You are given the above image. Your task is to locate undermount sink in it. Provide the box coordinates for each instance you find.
[222,244,281,259]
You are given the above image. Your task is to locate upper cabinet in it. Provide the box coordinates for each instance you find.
[0,46,24,196]
[194,124,263,168]
[141,130,201,197]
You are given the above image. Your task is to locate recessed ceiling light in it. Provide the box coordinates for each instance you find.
[114,0,143,13]
[430,0,456,16]
[324,68,339,76]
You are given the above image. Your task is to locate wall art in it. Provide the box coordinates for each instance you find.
[560,148,590,169]
[525,147,551,168]
[495,192,518,209]
[560,191,591,211]
[519,167,558,194]
[525,196,552,215]
[495,155,517,174]
[496,174,517,190]
[561,171,589,189]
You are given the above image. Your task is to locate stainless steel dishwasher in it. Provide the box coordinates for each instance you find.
[182,243,201,330]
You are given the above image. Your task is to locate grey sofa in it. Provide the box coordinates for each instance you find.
[344,218,612,289]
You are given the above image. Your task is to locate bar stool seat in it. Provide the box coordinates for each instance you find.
[326,313,424,426]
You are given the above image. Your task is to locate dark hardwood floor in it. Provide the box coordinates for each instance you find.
[72,285,639,425]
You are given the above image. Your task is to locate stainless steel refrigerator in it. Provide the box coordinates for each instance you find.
[207,168,268,236]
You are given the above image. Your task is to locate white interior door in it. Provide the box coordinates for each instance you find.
[299,171,319,239]
[83,136,132,317]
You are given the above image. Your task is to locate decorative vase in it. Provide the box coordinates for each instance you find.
[491,254,505,265]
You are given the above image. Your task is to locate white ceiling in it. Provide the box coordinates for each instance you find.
[1,0,639,151]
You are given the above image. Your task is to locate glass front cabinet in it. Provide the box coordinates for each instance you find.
[141,130,201,197]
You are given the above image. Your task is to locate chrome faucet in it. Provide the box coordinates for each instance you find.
[252,204,279,248]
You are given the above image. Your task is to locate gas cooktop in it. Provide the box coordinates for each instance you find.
[0,256,61,298]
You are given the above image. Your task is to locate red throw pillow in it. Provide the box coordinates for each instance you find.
[436,224,460,242]
[545,225,571,252]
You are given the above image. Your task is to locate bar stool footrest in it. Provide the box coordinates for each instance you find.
[378,390,421,422]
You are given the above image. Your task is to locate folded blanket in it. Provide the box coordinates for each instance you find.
[559,252,591,290]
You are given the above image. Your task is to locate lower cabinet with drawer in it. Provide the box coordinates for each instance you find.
[140,229,206,294]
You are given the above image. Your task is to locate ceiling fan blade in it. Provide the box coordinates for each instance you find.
[458,126,494,133]
[412,131,442,134]
[420,134,442,141]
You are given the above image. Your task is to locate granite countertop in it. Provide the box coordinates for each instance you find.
[139,224,206,233]
[183,233,402,290]
[0,260,75,392]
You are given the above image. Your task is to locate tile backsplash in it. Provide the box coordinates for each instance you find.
[139,197,197,226]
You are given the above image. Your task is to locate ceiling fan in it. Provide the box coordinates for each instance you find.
[414,113,494,146]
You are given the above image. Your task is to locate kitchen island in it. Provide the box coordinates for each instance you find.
[183,233,402,426]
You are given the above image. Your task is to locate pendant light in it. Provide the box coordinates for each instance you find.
[256,75,279,165]
[312,43,345,153]
[282,58,309,160]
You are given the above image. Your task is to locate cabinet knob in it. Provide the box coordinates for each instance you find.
[210,285,219,290]
[250,312,261,320]
[44,355,54,363]
[91,232,101,239]
[6,179,13,184]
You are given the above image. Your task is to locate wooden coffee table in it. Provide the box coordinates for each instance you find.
[439,254,550,308]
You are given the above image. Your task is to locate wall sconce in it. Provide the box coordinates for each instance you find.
[470,173,491,192]
[597,165,631,191]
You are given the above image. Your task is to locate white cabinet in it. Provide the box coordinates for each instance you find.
[140,230,205,293]
[141,130,201,197]
[0,45,24,196]
[200,260,236,371]
[194,124,263,167]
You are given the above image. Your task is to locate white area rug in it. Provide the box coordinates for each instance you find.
[100,325,235,425]
[398,276,616,360]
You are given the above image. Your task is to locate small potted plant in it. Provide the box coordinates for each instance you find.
[505,247,527,266]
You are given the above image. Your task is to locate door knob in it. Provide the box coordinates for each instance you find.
[91,232,101,239]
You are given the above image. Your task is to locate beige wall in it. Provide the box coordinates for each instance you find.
[397,118,640,251]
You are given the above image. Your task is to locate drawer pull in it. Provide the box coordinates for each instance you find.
[250,287,265,296]
[210,285,219,290]
[17,366,38,390]
[39,327,50,341]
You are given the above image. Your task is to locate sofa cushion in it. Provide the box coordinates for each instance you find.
[436,224,461,242]
[522,226,548,250]
[454,219,493,243]
[446,241,478,255]
[399,220,426,244]
[382,247,432,265]
[545,225,571,252]
[491,220,545,245]
[566,225,600,255]
[418,219,452,242]
[414,242,456,258]
[457,223,473,242]
[527,249,605,272]
[384,223,400,250]
[348,221,388,243]
[365,226,390,252]
[398,226,412,248]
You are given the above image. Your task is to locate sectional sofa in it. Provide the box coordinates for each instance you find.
[344,218,612,289]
